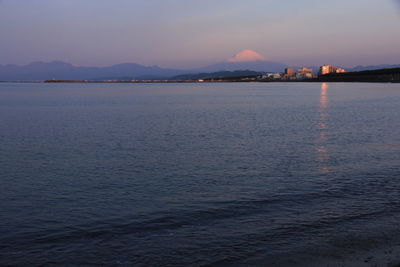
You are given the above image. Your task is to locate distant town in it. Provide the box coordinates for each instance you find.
[259,65,346,81]
[44,65,400,84]
[43,65,348,83]
[194,65,399,83]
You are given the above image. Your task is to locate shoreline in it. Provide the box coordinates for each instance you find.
[1,80,398,84]
[1,67,398,84]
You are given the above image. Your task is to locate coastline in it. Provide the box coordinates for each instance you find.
[1,67,399,84]
[39,67,399,84]
[42,80,400,84]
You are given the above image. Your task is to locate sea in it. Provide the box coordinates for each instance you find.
[1,82,400,266]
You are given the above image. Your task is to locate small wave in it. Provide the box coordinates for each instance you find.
[0,189,354,248]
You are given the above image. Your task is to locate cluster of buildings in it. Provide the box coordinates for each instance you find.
[262,65,346,81]
[318,65,346,75]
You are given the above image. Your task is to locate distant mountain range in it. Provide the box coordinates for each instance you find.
[193,61,286,74]
[170,70,262,81]
[0,61,184,81]
[0,61,287,81]
[0,50,399,81]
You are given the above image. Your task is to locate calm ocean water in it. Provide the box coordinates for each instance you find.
[1,82,400,266]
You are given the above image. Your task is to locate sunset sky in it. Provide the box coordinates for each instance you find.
[1,0,399,68]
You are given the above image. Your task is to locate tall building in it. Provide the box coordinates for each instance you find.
[319,65,336,76]
[318,65,346,76]
[298,67,313,78]
[336,68,346,73]
[285,68,295,76]
[292,67,313,79]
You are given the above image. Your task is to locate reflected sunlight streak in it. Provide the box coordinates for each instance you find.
[316,83,331,173]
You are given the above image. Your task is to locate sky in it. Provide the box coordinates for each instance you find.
[0,0,400,68]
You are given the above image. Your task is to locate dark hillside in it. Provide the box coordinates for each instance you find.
[318,68,400,82]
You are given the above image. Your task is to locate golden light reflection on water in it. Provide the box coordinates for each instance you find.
[316,83,331,173]
[320,82,329,109]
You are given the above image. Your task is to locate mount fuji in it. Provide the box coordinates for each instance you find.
[193,50,287,73]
